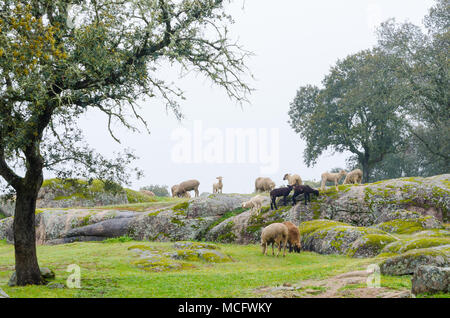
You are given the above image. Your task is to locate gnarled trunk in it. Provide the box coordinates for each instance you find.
[13,174,44,286]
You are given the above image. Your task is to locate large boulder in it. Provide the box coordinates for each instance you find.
[0,194,255,245]
[411,265,450,295]
[293,175,449,226]
[380,245,450,275]
[298,219,391,256]
[373,216,443,234]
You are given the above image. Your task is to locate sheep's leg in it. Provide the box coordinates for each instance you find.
[272,243,275,256]
[321,178,326,191]
[277,241,282,257]
[283,195,287,206]
[261,243,266,255]
[283,238,287,257]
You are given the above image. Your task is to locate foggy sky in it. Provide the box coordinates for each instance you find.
[75,0,435,194]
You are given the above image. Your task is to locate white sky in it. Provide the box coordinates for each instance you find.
[74,0,434,194]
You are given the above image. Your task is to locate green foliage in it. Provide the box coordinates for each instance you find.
[125,188,157,204]
[140,185,170,197]
[288,50,406,182]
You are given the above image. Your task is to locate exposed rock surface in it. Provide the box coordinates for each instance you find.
[380,245,450,275]
[411,265,450,295]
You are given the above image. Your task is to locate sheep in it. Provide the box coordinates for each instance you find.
[283,173,303,186]
[282,221,301,253]
[213,176,223,194]
[254,177,276,193]
[172,179,200,197]
[343,169,363,185]
[292,185,319,206]
[171,184,179,198]
[320,170,347,191]
[140,190,155,197]
[241,195,265,215]
[260,222,289,257]
[270,185,293,210]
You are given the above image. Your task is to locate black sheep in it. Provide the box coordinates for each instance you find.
[292,185,319,205]
[270,185,293,210]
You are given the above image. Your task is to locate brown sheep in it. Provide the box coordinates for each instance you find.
[173,179,200,197]
[283,173,303,186]
[282,221,301,253]
[255,177,276,193]
[260,223,288,257]
[343,169,363,185]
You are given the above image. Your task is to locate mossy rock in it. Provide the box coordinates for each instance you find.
[171,249,201,261]
[301,222,388,256]
[173,241,219,250]
[380,245,450,276]
[347,233,398,258]
[131,258,194,272]
[374,216,443,234]
[298,219,350,239]
[382,237,450,254]
[412,229,450,238]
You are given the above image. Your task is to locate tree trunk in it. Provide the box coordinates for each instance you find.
[13,175,44,286]
[361,159,371,183]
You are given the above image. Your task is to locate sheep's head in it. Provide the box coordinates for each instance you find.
[171,185,179,197]
[339,170,347,176]
[268,181,276,190]
[242,201,251,209]
[294,243,301,253]
[216,176,223,181]
[283,173,289,180]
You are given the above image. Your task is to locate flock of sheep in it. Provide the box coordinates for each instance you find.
[170,168,363,257]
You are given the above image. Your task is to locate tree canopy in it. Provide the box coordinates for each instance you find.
[0,0,252,285]
[288,49,407,182]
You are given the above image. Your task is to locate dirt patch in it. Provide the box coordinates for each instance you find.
[253,270,411,298]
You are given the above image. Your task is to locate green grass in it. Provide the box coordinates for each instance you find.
[1,240,381,298]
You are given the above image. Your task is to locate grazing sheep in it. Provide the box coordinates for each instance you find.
[255,177,276,193]
[292,185,319,206]
[241,195,265,214]
[270,185,293,210]
[140,190,155,197]
[261,223,289,257]
[213,176,224,194]
[173,179,200,197]
[282,221,301,253]
[283,173,303,186]
[171,184,179,198]
[320,170,347,191]
[343,169,363,185]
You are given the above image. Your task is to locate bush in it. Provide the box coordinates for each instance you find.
[140,184,170,197]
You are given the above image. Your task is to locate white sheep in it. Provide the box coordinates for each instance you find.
[283,173,303,186]
[255,177,276,193]
[320,170,347,191]
[343,169,363,185]
[213,176,223,194]
[260,223,289,257]
[173,179,200,197]
[241,195,265,215]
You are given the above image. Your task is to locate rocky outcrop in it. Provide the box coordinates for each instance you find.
[411,265,450,295]
[380,245,450,275]
[0,194,255,245]
[295,174,449,225]
[297,219,397,257]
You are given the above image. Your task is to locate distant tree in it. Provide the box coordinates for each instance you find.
[0,0,251,285]
[376,0,450,174]
[288,50,407,182]
[140,184,170,197]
